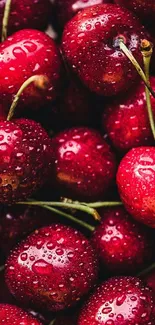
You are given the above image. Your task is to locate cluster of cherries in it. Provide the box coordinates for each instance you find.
[0,0,155,324]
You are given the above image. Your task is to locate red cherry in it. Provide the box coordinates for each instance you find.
[62,4,150,96]
[5,224,98,312]
[114,0,155,24]
[54,0,113,29]
[91,207,154,274]
[0,29,62,113]
[117,147,155,227]
[78,276,155,324]
[0,118,52,204]
[103,78,155,152]
[0,304,42,324]
[50,127,116,201]
[0,0,51,36]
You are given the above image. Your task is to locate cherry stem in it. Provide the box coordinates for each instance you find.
[61,197,123,209]
[49,320,56,325]
[85,201,123,208]
[119,41,155,98]
[42,205,95,232]
[7,75,48,121]
[17,200,101,221]
[1,0,12,42]
[141,39,155,139]
[137,262,155,277]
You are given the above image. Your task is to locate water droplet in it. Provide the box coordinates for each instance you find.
[32,259,53,275]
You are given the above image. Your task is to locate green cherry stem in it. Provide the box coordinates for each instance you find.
[137,262,155,277]
[86,201,123,208]
[1,0,12,42]
[7,75,49,121]
[141,39,155,139]
[42,205,95,232]
[119,41,155,99]
[17,200,101,221]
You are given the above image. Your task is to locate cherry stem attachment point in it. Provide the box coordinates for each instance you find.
[141,39,155,139]
[137,262,155,277]
[17,200,101,221]
[7,75,49,121]
[1,0,12,42]
[119,41,155,99]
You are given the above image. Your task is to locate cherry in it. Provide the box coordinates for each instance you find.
[56,78,94,127]
[78,276,155,324]
[0,271,15,304]
[0,205,56,255]
[5,224,98,312]
[0,29,62,114]
[117,146,155,228]
[54,0,113,29]
[91,207,154,274]
[114,0,155,24]
[62,4,150,96]
[0,0,51,37]
[103,78,155,152]
[0,304,42,324]
[0,118,52,204]
[50,127,116,201]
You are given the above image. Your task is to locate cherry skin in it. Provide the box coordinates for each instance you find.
[62,4,150,96]
[5,224,98,312]
[114,0,155,24]
[0,0,51,36]
[50,127,116,201]
[56,78,94,127]
[0,304,42,324]
[102,78,155,152]
[0,29,62,113]
[117,147,155,228]
[54,0,113,29]
[78,276,155,324]
[141,270,155,294]
[91,207,154,274]
[0,118,52,204]
[0,205,57,256]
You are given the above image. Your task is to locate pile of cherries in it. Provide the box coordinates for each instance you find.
[0,0,155,324]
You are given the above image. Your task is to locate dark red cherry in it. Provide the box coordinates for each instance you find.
[50,127,116,201]
[78,276,155,324]
[114,0,155,24]
[91,207,154,274]
[0,118,52,204]
[62,4,150,96]
[5,224,98,312]
[0,0,51,37]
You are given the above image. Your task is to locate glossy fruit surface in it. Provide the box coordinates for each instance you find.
[91,207,154,274]
[54,0,113,28]
[103,78,155,152]
[78,276,155,324]
[0,29,61,113]
[114,0,155,23]
[5,224,98,312]
[62,4,149,96]
[117,147,155,227]
[0,0,51,36]
[0,304,42,324]
[0,118,52,204]
[50,127,116,201]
